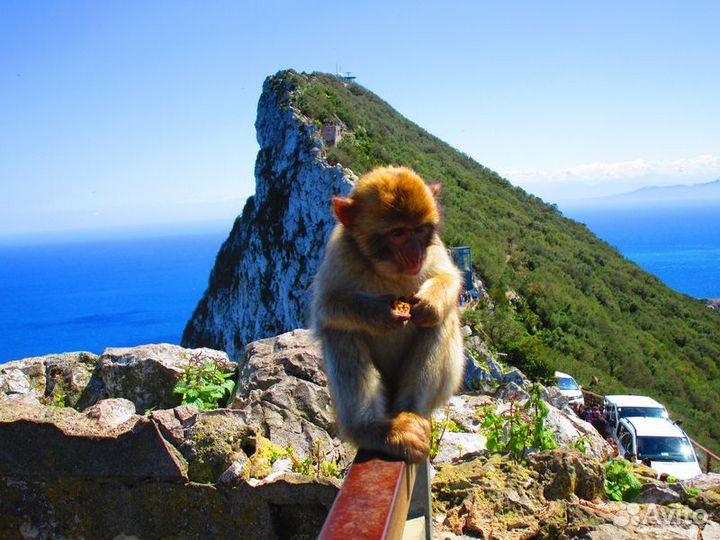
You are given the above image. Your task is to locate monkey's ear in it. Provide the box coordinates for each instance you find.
[333,197,355,228]
[429,183,442,198]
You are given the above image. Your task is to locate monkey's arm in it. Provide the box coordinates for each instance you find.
[411,245,463,327]
[314,290,410,334]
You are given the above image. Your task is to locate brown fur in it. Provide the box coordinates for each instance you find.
[311,165,464,463]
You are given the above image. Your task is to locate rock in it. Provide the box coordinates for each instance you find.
[502,367,528,387]
[704,521,720,540]
[528,449,606,501]
[463,350,491,389]
[688,473,720,493]
[230,329,351,467]
[83,398,136,429]
[433,453,565,539]
[432,431,486,464]
[544,402,612,460]
[0,472,339,540]
[99,343,235,411]
[543,385,571,411]
[182,71,356,360]
[150,405,198,447]
[0,402,187,481]
[460,325,472,338]
[178,410,256,484]
[496,380,530,401]
[43,352,102,409]
[0,357,46,398]
[440,394,496,434]
[635,481,687,505]
[1,353,103,409]
[217,451,251,486]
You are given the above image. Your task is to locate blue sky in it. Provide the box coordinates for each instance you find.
[2,1,719,236]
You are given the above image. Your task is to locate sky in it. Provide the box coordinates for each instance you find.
[1,1,719,237]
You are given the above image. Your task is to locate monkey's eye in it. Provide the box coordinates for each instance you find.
[389,228,406,238]
[415,224,432,235]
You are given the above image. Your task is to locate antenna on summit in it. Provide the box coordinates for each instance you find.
[334,64,357,82]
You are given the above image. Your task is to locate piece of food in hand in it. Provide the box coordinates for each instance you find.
[393,299,412,315]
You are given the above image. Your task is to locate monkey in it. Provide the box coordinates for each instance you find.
[311,165,465,463]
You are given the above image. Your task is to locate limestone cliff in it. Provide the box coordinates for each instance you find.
[182,72,354,360]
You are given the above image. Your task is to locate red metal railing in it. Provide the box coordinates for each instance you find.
[581,388,720,473]
[318,450,431,540]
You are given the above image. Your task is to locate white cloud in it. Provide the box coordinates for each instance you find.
[504,154,720,184]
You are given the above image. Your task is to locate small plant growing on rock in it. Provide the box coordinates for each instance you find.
[430,414,467,461]
[480,384,557,462]
[286,440,343,479]
[572,435,591,454]
[604,459,642,501]
[173,353,236,410]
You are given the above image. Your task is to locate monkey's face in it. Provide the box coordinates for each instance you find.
[372,222,435,277]
[333,166,442,278]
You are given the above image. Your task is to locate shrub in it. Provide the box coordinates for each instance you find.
[173,354,236,410]
[604,459,643,501]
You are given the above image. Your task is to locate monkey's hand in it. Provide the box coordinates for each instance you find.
[363,293,412,333]
[385,412,431,463]
[409,292,444,327]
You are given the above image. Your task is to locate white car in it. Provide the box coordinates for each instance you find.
[603,395,669,434]
[554,371,584,406]
[615,416,702,480]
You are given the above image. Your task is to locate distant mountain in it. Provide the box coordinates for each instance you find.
[590,179,720,206]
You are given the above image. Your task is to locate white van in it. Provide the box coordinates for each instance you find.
[615,416,702,480]
[554,371,584,406]
[603,395,669,434]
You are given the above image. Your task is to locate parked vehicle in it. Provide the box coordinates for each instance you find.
[554,371,584,406]
[603,395,669,434]
[613,416,702,480]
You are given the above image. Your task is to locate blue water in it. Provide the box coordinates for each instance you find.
[0,227,227,363]
[562,205,720,300]
[1,206,717,364]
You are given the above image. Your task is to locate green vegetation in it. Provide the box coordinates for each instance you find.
[273,69,720,454]
[286,440,344,479]
[173,353,236,411]
[479,385,558,461]
[572,436,591,454]
[604,459,643,501]
[430,413,468,461]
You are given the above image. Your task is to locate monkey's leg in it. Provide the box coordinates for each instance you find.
[390,322,464,418]
[321,329,430,462]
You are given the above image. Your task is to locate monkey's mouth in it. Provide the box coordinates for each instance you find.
[401,261,424,276]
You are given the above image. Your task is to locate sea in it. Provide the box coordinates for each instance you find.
[0,224,229,363]
[561,205,720,300]
[0,207,718,364]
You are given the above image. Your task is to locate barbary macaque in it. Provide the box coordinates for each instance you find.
[311,165,464,463]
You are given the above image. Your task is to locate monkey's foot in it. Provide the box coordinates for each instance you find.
[386,412,431,463]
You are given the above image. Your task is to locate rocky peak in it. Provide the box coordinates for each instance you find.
[182,71,354,360]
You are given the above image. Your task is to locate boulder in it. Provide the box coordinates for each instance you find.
[83,398,136,429]
[528,449,606,501]
[178,410,257,483]
[543,385,571,411]
[544,402,612,460]
[688,473,720,493]
[0,472,339,540]
[496,380,530,401]
[99,343,236,412]
[230,329,351,466]
[635,481,687,505]
[0,353,102,408]
[44,352,102,409]
[0,402,186,481]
